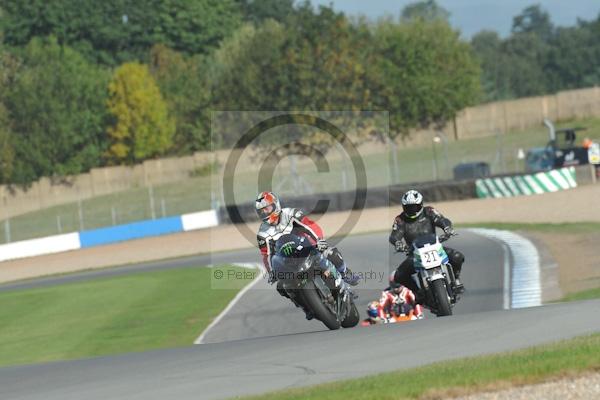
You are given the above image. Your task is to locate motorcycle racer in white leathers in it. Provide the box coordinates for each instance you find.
[255,191,358,286]
[255,191,358,320]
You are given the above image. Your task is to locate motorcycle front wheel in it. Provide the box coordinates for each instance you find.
[431,279,452,317]
[300,280,341,330]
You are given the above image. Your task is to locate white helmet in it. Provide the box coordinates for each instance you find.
[401,190,424,219]
[255,191,281,224]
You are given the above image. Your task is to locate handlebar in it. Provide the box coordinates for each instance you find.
[440,232,458,243]
[396,232,458,256]
[394,232,458,254]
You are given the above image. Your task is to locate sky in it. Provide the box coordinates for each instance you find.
[310,0,600,37]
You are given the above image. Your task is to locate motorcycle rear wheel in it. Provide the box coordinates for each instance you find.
[301,280,341,330]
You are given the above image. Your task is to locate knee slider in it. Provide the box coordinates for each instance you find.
[452,251,464,266]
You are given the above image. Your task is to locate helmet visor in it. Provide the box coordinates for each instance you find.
[257,204,275,220]
[403,203,422,217]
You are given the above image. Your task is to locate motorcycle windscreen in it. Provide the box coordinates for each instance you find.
[412,234,438,248]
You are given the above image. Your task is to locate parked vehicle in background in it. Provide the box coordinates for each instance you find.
[453,162,491,180]
[525,119,598,173]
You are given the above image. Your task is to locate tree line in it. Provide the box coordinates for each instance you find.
[472,4,600,101]
[0,0,597,185]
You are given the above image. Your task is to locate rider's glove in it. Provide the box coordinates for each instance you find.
[267,271,277,285]
[317,239,328,252]
[394,240,408,253]
[443,226,456,236]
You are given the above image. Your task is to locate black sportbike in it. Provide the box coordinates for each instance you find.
[272,247,359,330]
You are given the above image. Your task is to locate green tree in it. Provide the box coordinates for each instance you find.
[401,0,450,22]
[209,21,288,146]
[0,0,242,65]
[545,17,600,91]
[212,5,372,108]
[0,48,19,184]
[0,105,14,184]
[471,30,505,100]
[285,4,373,111]
[4,37,109,185]
[512,4,553,41]
[503,32,548,97]
[471,5,600,100]
[210,6,374,150]
[106,62,175,163]
[369,19,481,138]
[149,44,212,153]
[472,29,548,100]
[237,0,296,24]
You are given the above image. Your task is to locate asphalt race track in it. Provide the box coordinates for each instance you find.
[1,231,599,400]
[200,230,506,343]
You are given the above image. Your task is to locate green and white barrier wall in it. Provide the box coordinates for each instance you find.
[476,167,577,198]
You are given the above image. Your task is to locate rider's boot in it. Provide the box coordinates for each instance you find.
[302,307,314,320]
[449,255,465,294]
[290,295,314,320]
[454,278,465,294]
[335,262,359,286]
[324,248,359,286]
[342,267,360,286]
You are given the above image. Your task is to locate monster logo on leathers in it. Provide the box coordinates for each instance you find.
[281,242,295,257]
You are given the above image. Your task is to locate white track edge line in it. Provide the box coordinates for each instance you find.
[194,263,263,345]
[501,242,511,310]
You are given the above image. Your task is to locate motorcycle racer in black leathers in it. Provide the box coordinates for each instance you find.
[389,190,465,298]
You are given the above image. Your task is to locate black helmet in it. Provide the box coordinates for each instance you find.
[401,189,424,219]
[274,234,312,259]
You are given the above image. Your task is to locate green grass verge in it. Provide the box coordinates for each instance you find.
[0,265,255,368]
[458,222,600,234]
[242,334,600,400]
[562,287,600,302]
